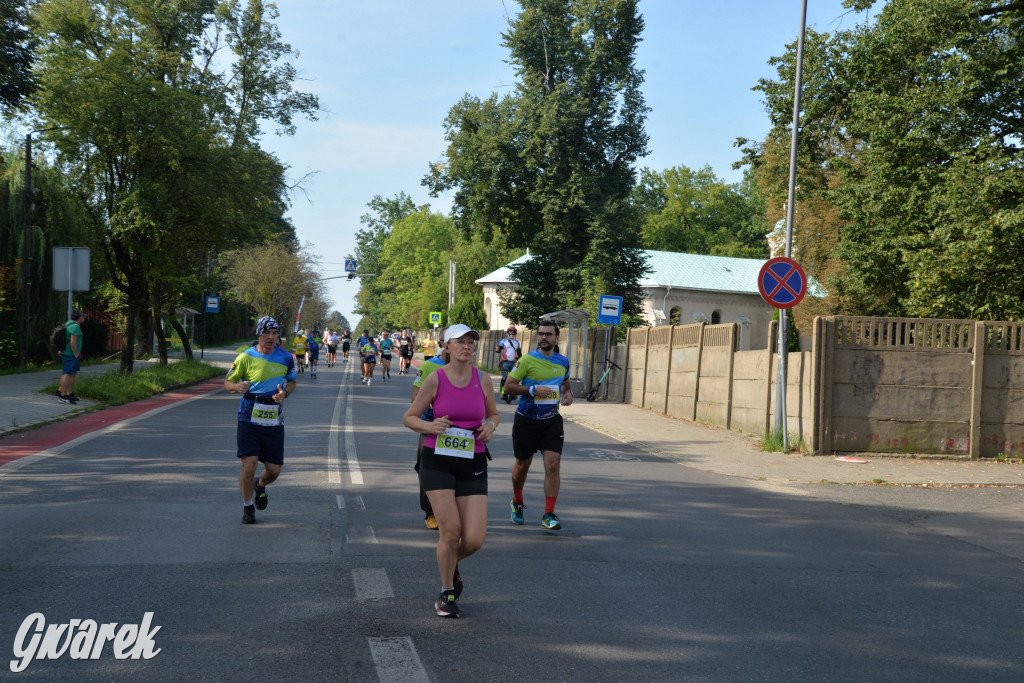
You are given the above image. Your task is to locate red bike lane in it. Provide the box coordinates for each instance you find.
[0,377,226,467]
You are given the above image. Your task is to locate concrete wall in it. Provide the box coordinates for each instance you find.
[476,315,1024,460]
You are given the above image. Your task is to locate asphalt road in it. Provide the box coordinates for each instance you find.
[2,352,1023,681]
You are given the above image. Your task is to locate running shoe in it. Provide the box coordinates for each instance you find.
[510,500,525,525]
[367,378,371,387]
[435,590,459,618]
[425,515,438,529]
[67,394,79,403]
[58,395,72,404]
[541,512,562,530]
[254,477,268,510]
[242,504,256,524]
[453,564,463,600]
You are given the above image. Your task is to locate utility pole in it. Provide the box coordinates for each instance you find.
[448,261,456,313]
[19,134,32,366]
[19,126,70,366]
[776,0,809,452]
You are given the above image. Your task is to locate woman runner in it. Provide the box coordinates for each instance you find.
[403,324,499,618]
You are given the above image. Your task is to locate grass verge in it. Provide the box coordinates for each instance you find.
[43,360,226,406]
[761,429,806,453]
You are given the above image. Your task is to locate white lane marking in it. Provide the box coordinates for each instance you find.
[352,568,395,600]
[328,369,346,484]
[344,367,364,485]
[337,495,365,511]
[369,637,430,683]
[345,525,378,544]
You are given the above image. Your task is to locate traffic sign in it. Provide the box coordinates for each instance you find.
[429,311,442,325]
[344,259,358,272]
[204,295,220,313]
[597,295,623,325]
[758,257,807,309]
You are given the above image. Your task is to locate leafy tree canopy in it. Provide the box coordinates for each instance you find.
[425,0,650,324]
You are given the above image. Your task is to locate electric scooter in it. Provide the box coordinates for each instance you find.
[586,359,623,402]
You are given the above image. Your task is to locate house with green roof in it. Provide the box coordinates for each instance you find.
[475,249,809,350]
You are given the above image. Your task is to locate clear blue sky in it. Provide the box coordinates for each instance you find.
[260,0,869,326]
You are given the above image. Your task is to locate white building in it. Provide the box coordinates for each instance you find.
[475,249,793,350]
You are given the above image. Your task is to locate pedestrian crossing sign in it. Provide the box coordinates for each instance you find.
[429,312,442,324]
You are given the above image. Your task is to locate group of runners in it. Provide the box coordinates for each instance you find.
[227,318,573,620]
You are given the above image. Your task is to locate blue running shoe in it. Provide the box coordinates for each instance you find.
[510,500,524,525]
[541,512,562,530]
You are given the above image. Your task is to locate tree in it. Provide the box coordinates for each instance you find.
[0,0,36,113]
[29,0,318,371]
[221,241,324,327]
[426,0,650,324]
[634,165,768,258]
[747,0,1024,320]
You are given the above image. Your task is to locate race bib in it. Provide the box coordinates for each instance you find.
[535,387,560,405]
[435,427,475,458]
[251,401,281,426]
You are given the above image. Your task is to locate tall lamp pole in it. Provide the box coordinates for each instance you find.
[19,126,69,366]
[776,0,809,452]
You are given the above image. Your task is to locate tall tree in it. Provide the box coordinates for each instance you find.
[426,0,650,324]
[634,165,768,258]
[0,0,36,112]
[747,0,1024,319]
[29,0,317,370]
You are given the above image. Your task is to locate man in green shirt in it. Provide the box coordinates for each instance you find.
[59,309,86,404]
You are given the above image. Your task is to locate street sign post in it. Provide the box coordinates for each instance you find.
[597,295,623,325]
[757,256,808,451]
[52,247,90,321]
[758,256,807,309]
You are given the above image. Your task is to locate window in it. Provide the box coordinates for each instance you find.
[711,310,721,325]
[669,307,681,325]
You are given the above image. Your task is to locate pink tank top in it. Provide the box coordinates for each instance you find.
[425,367,487,453]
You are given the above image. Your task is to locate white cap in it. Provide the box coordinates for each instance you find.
[444,324,480,343]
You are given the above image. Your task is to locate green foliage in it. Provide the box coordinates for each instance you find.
[748,0,1024,320]
[43,359,225,406]
[635,165,768,258]
[28,0,318,371]
[0,0,35,112]
[426,0,650,321]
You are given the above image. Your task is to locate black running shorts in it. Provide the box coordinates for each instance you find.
[512,413,564,460]
[236,420,285,465]
[419,446,488,496]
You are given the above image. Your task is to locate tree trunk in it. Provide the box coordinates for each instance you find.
[167,316,194,361]
[119,302,138,373]
[153,307,169,365]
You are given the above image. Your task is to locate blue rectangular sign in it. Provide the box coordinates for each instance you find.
[597,295,623,325]
[205,295,220,313]
[344,259,358,273]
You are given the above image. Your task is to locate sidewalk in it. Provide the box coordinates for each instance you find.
[3,354,1023,487]
[0,348,237,439]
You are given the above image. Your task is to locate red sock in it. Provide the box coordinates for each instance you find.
[545,497,557,514]
[512,488,524,504]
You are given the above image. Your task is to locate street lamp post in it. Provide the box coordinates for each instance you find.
[19,126,69,366]
[775,0,809,452]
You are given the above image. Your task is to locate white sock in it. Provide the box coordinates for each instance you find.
[244,497,254,506]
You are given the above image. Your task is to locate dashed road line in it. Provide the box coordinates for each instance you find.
[352,568,395,600]
[368,637,430,683]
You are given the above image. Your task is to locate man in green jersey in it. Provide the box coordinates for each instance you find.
[504,320,573,530]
